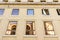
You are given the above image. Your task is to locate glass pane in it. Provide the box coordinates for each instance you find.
[45,21,54,30]
[46,31,55,35]
[42,9,49,15]
[6,30,11,35]
[27,9,34,15]
[12,9,19,15]
[26,21,35,35]
[56,9,60,15]
[0,9,4,15]
[6,21,17,35]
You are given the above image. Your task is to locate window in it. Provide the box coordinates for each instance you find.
[42,9,49,15]
[16,0,21,2]
[28,0,33,2]
[6,21,17,35]
[44,21,54,35]
[56,9,60,15]
[0,9,4,15]
[40,0,46,2]
[27,9,34,15]
[3,0,8,2]
[26,21,35,35]
[53,0,58,2]
[12,9,19,15]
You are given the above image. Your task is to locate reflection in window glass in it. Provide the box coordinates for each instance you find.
[26,21,35,35]
[42,9,49,15]
[6,21,17,35]
[44,21,54,35]
[12,9,19,15]
[27,9,34,15]
[0,9,4,15]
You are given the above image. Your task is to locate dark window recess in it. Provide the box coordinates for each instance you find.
[12,9,19,15]
[56,9,60,15]
[6,21,17,35]
[26,21,35,35]
[53,0,58,2]
[27,9,34,15]
[0,9,4,15]
[40,0,46,2]
[42,9,49,15]
[11,25,16,35]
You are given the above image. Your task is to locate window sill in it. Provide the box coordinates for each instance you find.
[42,14,50,16]
[24,35,37,38]
[27,15,34,16]
[11,15,19,16]
[3,35,16,37]
[44,35,58,38]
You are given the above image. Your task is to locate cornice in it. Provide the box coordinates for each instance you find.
[0,2,60,5]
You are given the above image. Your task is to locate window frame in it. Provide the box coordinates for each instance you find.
[27,9,34,16]
[53,0,58,2]
[28,0,33,2]
[26,21,35,35]
[12,9,19,15]
[42,9,49,15]
[0,9,4,15]
[5,21,17,35]
[44,21,55,35]
[56,9,60,15]
[40,0,46,2]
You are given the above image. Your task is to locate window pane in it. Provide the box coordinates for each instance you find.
[12,9,19,15]
[44,21,54,35]
[46,31,55,35]
[27,9,34,15]
[26,21,35,35]
[56,9,60,15]
[44,21,54,30]
[6,21,17,35]
[0,9,4,15]
[42,9,49,15]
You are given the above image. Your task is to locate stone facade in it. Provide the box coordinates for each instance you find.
[0,0,60,40]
